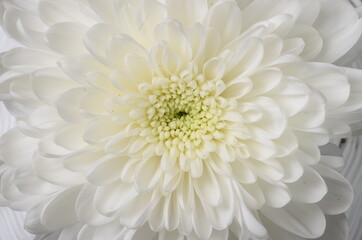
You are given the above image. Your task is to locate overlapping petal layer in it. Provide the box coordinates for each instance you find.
[0,0,362,239]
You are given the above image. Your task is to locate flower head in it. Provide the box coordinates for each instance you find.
[0,0,362,239]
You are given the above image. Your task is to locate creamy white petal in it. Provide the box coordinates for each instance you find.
[0,129,38,167]
[203,0,242,46]
[45,22,88,55]
[288,167,327,203]
[40,186,81,230]
[261,203,326,238]
[315,164,353,215]
[314,0,362,63]
[165,0,208,28]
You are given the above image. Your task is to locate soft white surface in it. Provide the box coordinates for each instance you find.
[0,26,35,240]
[0,3,362,240]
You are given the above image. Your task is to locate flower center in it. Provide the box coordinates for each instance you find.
[175,111,188,118]
[138,75,230,156]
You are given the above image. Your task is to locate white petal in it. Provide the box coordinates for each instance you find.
[202,176,234,230]
[292,140,321,166]
[84,23,118,62]
[58,55,109,85]
[133,0,168,45]
[93,180,138,216]
[3,48,57,71]
[3,7,46,49]
[64,149,104,172]
[278,155,303,183]
[75,184,114,225]
[163,194,180,231]
[15,173,58,195]
[258,179,291,208]
[190,157,203,178]
[155,19,192,61]
[87,156,126,186]
[86,0,115,23]
[55,88,88,124]
[8,74,37,101]
[123,54,153,83]
[135,156,162,193]
[238,198,267,238]
[313,0,362,62]
[260,213,306,240]
[297,0,320,25]
[118,191,155,228]
[288,167,327,203]
[242,0,301,30]
[261,203,326,238]
[192,197,212,239]
[222,77,252,99]
[91,221,126,240]
[54,124,86,150]
[231,160,256,183]
[315,164,353,215]
[273,130,299,157]
[149,197,166,232]
[203,27,221,61]
[194,164,222,207]
[39,0,86,25]
[244,139,276,161]
[24,201,51,233]
[203,0,243,45]
[245,97,286,139]
[31,68,79,104]
[45,22,88,55]
[332,68,362,127]
[161,171,182,194]
[106,35,147,70]
[40,186,81,230]
[177,173,194,210]
[165,0,208,27]
[261,35,283,64]
[315,214,348,240]
[83,117,122,144]
[78,88,110,115]
[224,38,264,81]
[287,25,323,61]
[289,89,326,129]
[270,77,310,117]
[78,225,95,240]
[0,129,38,167]
[238,182,265,209]
[304,63,349,110]
[203,57,225,81]
[159,230,184,240]
[38,134,72,158]
[34,153,85,186]
[109,71,138,93]
[247,68,282,97]
[124,224,156,240]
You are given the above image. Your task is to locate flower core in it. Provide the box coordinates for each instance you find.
[131,71,233,168]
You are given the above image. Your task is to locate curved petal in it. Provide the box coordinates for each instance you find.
[165,0,208,27]
[261,203,326,238]
[313,0,362,63]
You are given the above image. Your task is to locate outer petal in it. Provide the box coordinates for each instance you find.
[165,0,208,27]
[261,202,326,238]
[313,0,362,63]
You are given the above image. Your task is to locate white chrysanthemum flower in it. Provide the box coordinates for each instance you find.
[1,0,362,239]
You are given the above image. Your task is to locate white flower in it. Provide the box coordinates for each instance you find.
[0,0,362,239]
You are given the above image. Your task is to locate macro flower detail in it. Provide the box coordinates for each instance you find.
[0,0,362,239]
